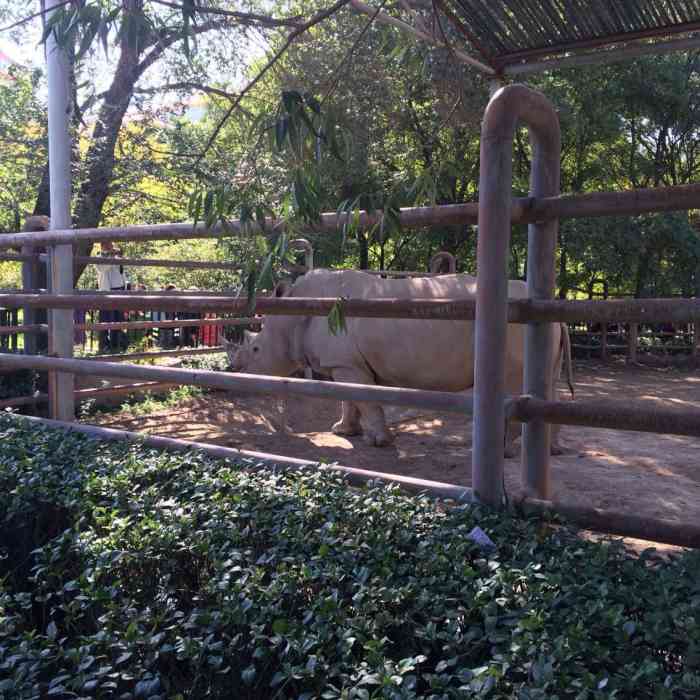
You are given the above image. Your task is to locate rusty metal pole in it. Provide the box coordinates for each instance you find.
[46,0,75,422]
[429,252,457,274]
[522,112,561,500]
[473,85,561,506]
[290,238,314,272]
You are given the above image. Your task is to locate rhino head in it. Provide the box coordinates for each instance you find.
[222,282,305,376]
[222,330,259,371]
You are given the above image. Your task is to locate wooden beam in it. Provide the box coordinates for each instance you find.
[78,317,255,332]
[0,352,476,414]
[11,414,474,502]
[1,183,699,250]
[504,34,700,76]
[513,396,700,438]
[0,318,255,336]
[89,347,226,362]
[1,294,700,325]
[73,255,243,271]
[0,382,177,409]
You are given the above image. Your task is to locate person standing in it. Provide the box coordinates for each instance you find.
[96,243,127,352]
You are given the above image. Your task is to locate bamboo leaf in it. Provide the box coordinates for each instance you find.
[328,297,348,336]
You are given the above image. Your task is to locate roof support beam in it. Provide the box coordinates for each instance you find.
[504,34,700,76]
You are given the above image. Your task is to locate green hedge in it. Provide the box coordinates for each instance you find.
[1,415,699,699]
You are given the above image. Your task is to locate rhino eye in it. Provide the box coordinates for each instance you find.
[253,347,259,353]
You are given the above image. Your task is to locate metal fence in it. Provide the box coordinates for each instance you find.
[0,85,699,547]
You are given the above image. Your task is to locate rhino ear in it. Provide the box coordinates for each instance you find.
[274,280,292,298]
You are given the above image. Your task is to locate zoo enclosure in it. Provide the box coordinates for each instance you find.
[1,85,700,547]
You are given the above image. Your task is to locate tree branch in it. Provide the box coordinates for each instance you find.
[137,18,228,76]
[321,0,388,106]
[134,81,256,118]
[135,81,236,101]
[196,0,354,165]
[0,0,71,33]
[148,0,304,28]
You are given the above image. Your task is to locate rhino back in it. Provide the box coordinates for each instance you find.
[289,270,541,392]
[290,270,480,390]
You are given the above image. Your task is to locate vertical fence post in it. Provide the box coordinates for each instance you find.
[46,0,74,422]
[628,323,638,363]
[47,245,74,421]
[21,249,39,355]
[473,85,561,506]
[521,121,560,502]
[693,321,699,359]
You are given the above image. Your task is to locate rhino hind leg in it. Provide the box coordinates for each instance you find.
[504,421,520,458]
[332,401,362,437]
[331,368,393,447]
[550,420,564,455]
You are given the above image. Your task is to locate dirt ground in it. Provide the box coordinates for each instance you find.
[95,359,699,536]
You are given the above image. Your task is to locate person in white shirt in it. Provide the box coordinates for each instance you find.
[97,243,128,352]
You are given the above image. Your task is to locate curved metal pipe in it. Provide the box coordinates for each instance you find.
[472,84,561,506]
[289,238,314,271]
[429,252,456,274]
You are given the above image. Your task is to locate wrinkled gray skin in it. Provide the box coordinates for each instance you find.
[223,269,571,453]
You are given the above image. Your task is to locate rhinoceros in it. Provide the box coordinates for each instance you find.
[222,269,573,454]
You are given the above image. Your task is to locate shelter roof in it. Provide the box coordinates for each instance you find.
[351,0,700,75]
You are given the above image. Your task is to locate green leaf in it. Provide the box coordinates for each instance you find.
[327,297,348,336]
[272,619,288,636]
[241,664,256,685]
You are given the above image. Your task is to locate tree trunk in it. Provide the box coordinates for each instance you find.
[71,66,139,281]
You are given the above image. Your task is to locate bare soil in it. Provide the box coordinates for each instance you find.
[95,359,699,546]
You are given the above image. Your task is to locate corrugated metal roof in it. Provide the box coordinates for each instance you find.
[437,0,700,70]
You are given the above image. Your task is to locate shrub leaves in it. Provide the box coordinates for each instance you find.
[1,415,699,698]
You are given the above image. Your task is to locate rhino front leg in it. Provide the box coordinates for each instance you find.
[331,368,393,447]
[332,401,362,437]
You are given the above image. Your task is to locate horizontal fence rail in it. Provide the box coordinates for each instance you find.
[0,353,477,414]
[1,183,699,250]
[2,353,699,438]
[12,414,476,502]
[78,317,252,332]
[6,413,700,548]
[88,347,225,362]
[513,397,700,437]
[0,381,177,409]
[73,289,241,296]
[0,317,256,335]
[72,255,243,271]
[1,293,699,324]
[0,323,48,336]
